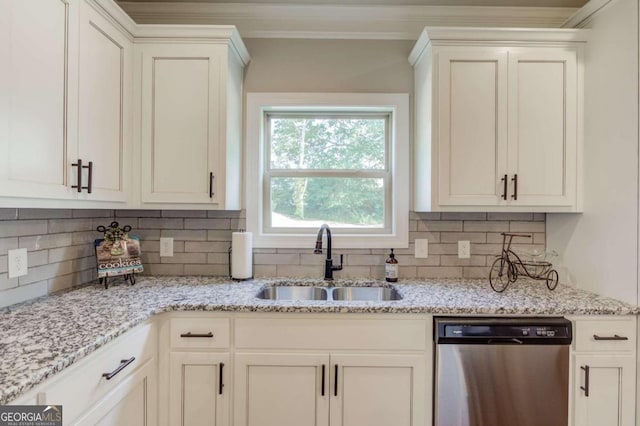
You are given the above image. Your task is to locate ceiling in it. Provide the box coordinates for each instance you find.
[118,0,588,7]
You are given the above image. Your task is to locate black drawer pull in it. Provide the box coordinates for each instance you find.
[180,332,214,338]
[334,365,338,397]
[321,365,326,396]
[71,159,83,193]
[102,357,135,380]
[219,363,224,395]
[593,334,628,341]
[580,365,590,397]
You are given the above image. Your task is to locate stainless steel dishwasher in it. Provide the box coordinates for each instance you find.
[434,317,572,426]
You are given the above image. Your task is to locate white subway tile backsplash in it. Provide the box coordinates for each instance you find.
[0,208,547,307]
[0,221,48,238]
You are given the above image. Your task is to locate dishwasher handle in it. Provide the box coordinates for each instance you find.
[487,338,524,345]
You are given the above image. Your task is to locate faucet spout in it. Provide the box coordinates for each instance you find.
[314,224,342,280]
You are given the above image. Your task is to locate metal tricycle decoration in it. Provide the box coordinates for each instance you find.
[489,232,558,293]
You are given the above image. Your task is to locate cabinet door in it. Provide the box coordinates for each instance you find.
[234,353,330,426]
[77,1,131,202]
[437,50,509,206]
[573,355,635,426]
[169,352,229,426]
[0,0,77,200]
[140,44,222,204]
[73,357,158,426]
[507,49,577,206]
[330,353,426,426]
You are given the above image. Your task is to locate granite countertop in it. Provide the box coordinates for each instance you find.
[0,275,637,404]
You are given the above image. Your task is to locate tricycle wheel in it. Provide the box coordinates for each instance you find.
[490,258,512,293]
[546,269,559,290]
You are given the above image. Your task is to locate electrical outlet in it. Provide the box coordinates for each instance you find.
[458,241,471,259]
[415,239,429,258]
[160,237,174,257]
[8,248,28,278]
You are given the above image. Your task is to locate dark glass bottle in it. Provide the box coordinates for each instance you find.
[385,249,398,282]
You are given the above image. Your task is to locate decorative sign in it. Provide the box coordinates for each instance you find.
[95,221,144,279]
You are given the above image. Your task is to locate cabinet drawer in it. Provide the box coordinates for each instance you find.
[43,323,156,423]
[170,317,230,349]
[574,318,636,352]
[235,317,427,351]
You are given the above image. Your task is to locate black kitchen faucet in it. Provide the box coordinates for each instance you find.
[314,224,343,281]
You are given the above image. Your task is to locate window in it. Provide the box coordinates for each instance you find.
[246,93,409,249]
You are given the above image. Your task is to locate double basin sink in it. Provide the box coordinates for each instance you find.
[257,284,402,302]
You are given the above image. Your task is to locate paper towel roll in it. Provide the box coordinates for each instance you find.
[231,231,253,280]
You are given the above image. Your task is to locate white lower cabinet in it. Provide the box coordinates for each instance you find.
[330,353,425,426]
[73,357,157,426]
[234,353,329,426]
[570,317,637,426]
[233,352,424,426]
[573,355,635,426]
[168,352,229,426]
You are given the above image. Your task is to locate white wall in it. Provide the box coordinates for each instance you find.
[547,0,639,305]
[243,39,414,93]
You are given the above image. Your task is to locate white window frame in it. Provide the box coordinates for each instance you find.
[246,93,409,249]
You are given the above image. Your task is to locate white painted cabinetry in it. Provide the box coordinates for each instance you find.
[159,315,231,426]
[0,0,249,209]
[570,317,637,426]
[77,0,133,203]
[233,316,428,426]
[0,0,133,205]
[0,0,78,201]
[136,30,249,210]
[9,322,157,426]
[410,28,586,212]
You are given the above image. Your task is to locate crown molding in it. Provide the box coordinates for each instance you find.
[118,2,579,40]
[561,0,612,28]
[409,26,588,64]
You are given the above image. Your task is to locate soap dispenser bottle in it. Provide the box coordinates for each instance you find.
[385,249,398,282]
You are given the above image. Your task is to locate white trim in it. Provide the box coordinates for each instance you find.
[409,27,588,65]
[246,93,410,249]
[561,0,613,28]
[118,2,578,40]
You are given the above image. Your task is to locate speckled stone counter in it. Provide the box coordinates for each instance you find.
[0,276,637,404]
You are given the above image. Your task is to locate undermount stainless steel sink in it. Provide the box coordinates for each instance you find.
[331,286,402,301]
[257,286,328,301]
[256,284,402,302]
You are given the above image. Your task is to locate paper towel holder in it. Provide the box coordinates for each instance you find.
[228,229,254,281]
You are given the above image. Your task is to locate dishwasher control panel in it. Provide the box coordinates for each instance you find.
[436,317,573,345]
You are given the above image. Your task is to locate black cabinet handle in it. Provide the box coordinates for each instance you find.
[580,365,590,397]
[334,365,338,397]
[209,172,214,198]
[180,332,214,338]
[511,174,518,200]
[86,161,93,194]
[72,159,83,193]
[593,334,628,341]
[321,365,326,396]
[102,357,135,380]
[501,174,507,200]
[219,363,224,395]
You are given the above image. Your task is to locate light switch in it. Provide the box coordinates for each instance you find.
[8,248,28,278]
[415,239,429,258]
[458,241,471,259]
[160,238,174,257]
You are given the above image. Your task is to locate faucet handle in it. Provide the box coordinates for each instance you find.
[333,254,344,271]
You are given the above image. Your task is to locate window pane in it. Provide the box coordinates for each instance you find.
[270,177,385,228]
[269,116,386,170]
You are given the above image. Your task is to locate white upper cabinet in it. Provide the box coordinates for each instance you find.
[0,0,77,200]
[137,29,249,210]
[410,28,586,212]
[0,1,248,209]
[77,0,133,203]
